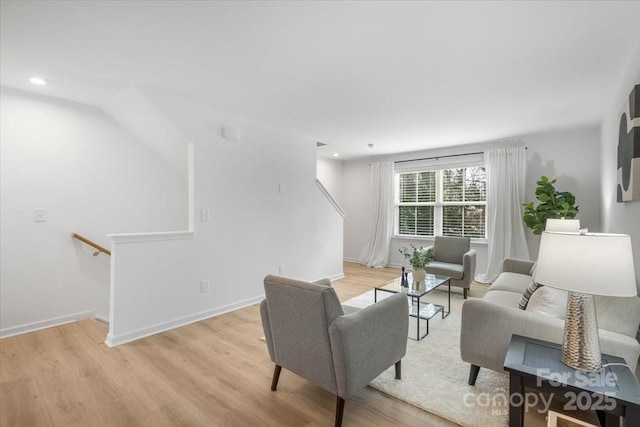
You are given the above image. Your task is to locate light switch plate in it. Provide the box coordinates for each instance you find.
[34,209,46,222]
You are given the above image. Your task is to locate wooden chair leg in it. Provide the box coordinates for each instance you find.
[468,364,480,386]
[335,396,345,427]
[464,288,468,299]
[271,365,282,391]
[395,360,402,379]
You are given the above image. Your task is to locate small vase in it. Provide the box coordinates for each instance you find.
[412,268,426,289]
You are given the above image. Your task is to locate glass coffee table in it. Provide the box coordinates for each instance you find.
[374,275,451,340]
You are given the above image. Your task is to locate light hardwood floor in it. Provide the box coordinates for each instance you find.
[1,263,468,427]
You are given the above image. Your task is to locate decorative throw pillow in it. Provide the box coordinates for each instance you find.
[525,286,568,319]
[518,281,542,310]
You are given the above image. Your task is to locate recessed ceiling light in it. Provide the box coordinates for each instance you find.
[29,77,47,85]
[332,153,339,157]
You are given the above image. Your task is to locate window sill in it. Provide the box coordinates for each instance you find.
[392,235,488,245]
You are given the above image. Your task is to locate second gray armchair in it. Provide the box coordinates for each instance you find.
[260,275,409,427]
[425,236,477,299]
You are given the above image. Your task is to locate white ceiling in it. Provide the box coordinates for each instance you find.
[2,1,640,160]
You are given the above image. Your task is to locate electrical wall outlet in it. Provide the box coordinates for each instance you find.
[200,209,210,222]
[278,265,285,275]
[200,280,209,293]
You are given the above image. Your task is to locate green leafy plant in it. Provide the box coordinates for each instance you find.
[522,176,579,235]
[399,244,435,269]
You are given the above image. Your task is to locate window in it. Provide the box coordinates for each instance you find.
[395,167,486,238]
[397,172,436,236]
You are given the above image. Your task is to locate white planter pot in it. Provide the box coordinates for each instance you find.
[412,268,426,289]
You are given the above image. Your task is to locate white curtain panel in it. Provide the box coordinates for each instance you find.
[359,161,395,268]
[476,146,530,283]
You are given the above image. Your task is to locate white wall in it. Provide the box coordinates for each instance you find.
[341,125,602,277]
[0,87,188,337]
[143,87,343,282]
[107,88,343,346]
[104,86,190,177]
[343,159,373,264]
[600,45,640,292]
[523,126,601,258]
[317,157,344,206]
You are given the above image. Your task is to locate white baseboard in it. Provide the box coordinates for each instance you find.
[94,315,110,324]
[326,272,345,281]
[105,296,264,347]
[0,310,96,339]
[344,258,403,269]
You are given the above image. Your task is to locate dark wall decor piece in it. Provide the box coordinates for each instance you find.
[617,84,640,202]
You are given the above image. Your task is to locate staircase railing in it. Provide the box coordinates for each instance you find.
[316,179,346,218]
[71,233,111,256]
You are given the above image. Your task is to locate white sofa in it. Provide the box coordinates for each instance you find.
[460,258,640,385]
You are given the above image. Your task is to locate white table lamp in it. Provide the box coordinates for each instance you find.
[534,232,637,372]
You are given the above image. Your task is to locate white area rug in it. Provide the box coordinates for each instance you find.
[344,289,509,427]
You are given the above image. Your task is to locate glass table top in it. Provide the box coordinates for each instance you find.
[377,274,450,297]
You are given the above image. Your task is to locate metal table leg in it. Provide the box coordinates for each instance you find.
[442,280,451,318]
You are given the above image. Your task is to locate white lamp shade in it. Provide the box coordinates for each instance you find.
[534,232,637,297]
[545,218,580,232]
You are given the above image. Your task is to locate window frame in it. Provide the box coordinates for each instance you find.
[394,166,487,241]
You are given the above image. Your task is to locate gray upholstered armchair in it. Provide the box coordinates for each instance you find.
[260,275,409,427]
[425,236,477,299]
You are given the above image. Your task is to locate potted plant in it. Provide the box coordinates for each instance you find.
[399,244,435,286]
[522,176,579,235]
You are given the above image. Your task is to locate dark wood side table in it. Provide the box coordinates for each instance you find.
[503,335,640,427]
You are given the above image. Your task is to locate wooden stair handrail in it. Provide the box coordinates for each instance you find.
[71,233,111,256]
